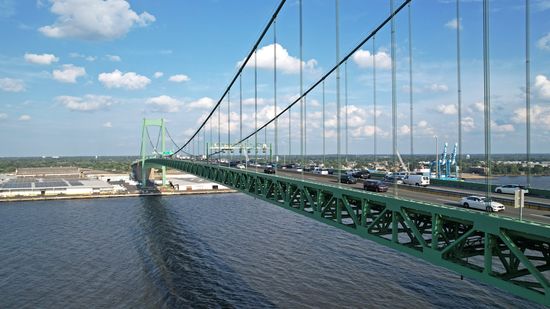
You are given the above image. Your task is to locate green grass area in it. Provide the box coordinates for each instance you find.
[0,156,139,174]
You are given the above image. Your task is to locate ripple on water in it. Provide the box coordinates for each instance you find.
[0,194,545,308]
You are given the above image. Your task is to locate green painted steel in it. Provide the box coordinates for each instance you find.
[135,158,550,306]
[139,118,166,186]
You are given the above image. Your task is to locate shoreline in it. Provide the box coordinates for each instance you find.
[0,189,238,203]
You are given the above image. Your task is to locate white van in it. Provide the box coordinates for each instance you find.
[403,174,430,187]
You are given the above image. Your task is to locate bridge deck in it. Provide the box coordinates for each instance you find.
[135,158,550,306]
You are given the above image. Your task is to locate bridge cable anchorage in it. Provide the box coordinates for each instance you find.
[229,0,411,150]
[408,2,414,166]
[483,0,492,201]
[336,0,341,187]
[299,0,305,179]
[526,0,531,189]
[373,35,377,165]
[172,0,287,156]
[390,0,398,197]
[456,0,463,179]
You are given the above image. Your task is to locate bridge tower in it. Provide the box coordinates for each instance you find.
[140,118,166,187]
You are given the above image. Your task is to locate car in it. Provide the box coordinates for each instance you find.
[236,164,246,169]
[264,166,276,174]
[494,184,529,195]
[459,196,505,212]
[339,174,357,184]
[363,180,388,192]
[383,175,403,185]
[352,170,371,179]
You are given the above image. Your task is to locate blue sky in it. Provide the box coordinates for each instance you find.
[0,0,550,157]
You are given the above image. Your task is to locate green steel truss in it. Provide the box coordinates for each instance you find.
[137,158,550,306]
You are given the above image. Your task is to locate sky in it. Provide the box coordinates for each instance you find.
[0,0,550,157]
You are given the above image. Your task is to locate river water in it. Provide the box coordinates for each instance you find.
[0,194,544,308]
[468,175,550,189]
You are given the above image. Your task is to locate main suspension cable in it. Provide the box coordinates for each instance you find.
[172,0,287,156]
[230,0,411,150]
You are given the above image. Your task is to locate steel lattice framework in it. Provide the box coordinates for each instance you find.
[134,158,550,306]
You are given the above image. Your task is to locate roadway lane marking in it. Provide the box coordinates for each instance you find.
[530,214,550,219]
[436,198,459,205]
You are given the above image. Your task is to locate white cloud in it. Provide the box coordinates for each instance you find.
[146,95,183,113]
[153,71,163,79]
[537,33,550,51]
[513,104,550,129]
[56,94,114,111]
[24,53,59,65]
[168,74,190,83]
[39,0,155,40]
[352,49,391,69]
[0,78,25,92]
[98,69,150,90]
[187,97,216,110]
[416,120,435,136]
[18,115,31,121]
[242,97,271,106]
[535,74,550,99]
[106,54,121,62]
[238,43,318,74]
[0,113,7,120]
[491,121,514,133]
[444,18,462,30]
[428,83,449,92]
[461,116,475,132]
[52,64,86,83]
[468,101,485,113]
[69,52,96,61]
[103,121,112,128]
[399,125,411,135]
[436,104,458,115]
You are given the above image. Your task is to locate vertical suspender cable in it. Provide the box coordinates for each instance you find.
[299,0,305,178]
[239,74,243,159]
[456,0,463,178]
[484,0,492,195]
[525,0,531,188]
[373,36,377,165]
[274,19,278,168]
[391,0,398,195]
[345,60,349,162]
[228,90,231,166]
[218,105,221,165]
[336,0,341,185]
[323,80,326,166]
[255,54,260,169]
[408,3,414,166]
[210,115,212,162]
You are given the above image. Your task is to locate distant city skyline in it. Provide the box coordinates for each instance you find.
[1,0,550,157]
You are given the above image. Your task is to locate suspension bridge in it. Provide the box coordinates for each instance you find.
[131,0,550,306]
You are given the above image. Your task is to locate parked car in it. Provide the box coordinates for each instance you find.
[339,174,357,184]
[383,175,404,184]
[363,180,388,192]
[459,196,505,212]
[352,170,371,179]
[236,164,246,169]
[264,166,276,174]
[402,174,430,187]
[494,184,529,195]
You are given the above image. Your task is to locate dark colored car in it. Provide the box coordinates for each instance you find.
[327,168,335,175]
[363,180,389,192]
[339,174,357,184]
[383,175,404,184]
[352,170,371,179]
[264,166,276,174]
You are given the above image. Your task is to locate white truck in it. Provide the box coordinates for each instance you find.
[403,174,430,187]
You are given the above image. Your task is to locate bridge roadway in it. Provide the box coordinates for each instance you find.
[238,166,550,225]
